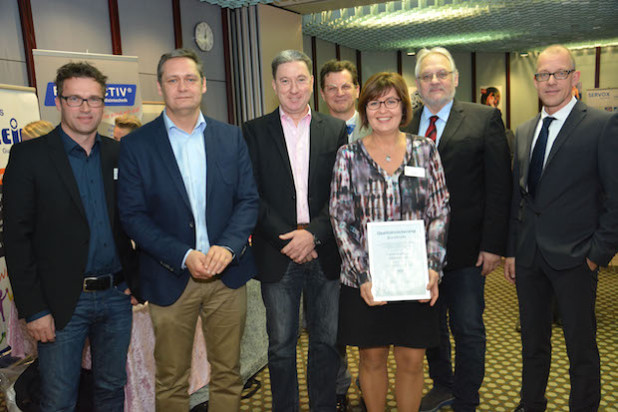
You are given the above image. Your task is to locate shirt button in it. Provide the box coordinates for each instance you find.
[189,223,194,228]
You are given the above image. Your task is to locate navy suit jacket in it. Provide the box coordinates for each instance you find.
[117,114,259,306]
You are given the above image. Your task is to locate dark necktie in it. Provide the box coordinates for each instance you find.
[425,115,439,142]
[527,116,555,197]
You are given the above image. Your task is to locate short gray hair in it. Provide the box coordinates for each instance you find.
[157,48,205,83]
[271,50,312,79]
[538,45,576,70]
[415,47,458,78]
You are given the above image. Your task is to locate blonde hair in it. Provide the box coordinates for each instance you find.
[114,114,142,131]
[22,120,54,141]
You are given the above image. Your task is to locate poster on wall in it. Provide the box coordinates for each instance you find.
[480,85,503,113]
[585,88,618,112]
[0,84,40,351]
[33,49,143,138]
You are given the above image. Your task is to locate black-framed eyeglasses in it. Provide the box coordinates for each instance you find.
[418,71,453,83]
[60,95,105,108]
[534,69,575,82]
[367,98,401,111]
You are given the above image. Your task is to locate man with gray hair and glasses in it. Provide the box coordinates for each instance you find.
[243,49,347,411]
[403,46,512,412]
[505,44,618,412]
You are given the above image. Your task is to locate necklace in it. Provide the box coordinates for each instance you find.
[370,134,403,163]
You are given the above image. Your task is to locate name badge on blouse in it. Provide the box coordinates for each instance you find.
[404,166,425,178]
[113,168,118,180]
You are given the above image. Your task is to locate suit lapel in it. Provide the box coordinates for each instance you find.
[520,114,541,187]
[308,112,324,189]
[267,109,295,188]
[46,130,87,219]
[439,101,464,152]
[409,110,422,135]
[99,138,116,225]
[152,115,192,211]
[204,121,216,213]
[543,101,586,171]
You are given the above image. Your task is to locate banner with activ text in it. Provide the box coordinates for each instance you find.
[33,49,142,138]
[585,88,618,113]
[0,83,40,351]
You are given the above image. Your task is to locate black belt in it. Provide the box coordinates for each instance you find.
[82,273,122,292]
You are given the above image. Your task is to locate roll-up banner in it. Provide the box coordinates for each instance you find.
[585,88,618,113]
[0,84,40,350]
[33,49,143,137]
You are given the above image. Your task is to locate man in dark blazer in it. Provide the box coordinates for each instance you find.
[505,45,618,412]
[117,49,258,411]
[403,47,512,412]
[243,50,347,412]
[3,62,137,411]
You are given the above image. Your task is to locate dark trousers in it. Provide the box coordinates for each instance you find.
[427,266,486,411]
[516,251,600,412]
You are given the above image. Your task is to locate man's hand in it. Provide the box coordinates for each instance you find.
[185,250,212,279]
[204,246,233,275]
[27,314,56,343]
[504,257,516,285]
[476,251,501,276]
[586,258,598,272]
[419,269,440,306]
[123,288,139,305]
[360,282,387,306]
[279,229,316,264]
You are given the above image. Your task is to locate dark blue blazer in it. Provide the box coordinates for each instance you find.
[117,114,259,306]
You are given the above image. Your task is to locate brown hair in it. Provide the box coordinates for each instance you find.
[319,59,359,89]
[21,120,54,140]
[55,62,107,98]
[358,72,413,129]
[114,114,142,131]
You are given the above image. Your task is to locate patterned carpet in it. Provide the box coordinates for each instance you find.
[240,263,618,411]
[1,264,615,411]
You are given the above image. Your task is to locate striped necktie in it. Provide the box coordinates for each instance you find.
[425,115,439,142]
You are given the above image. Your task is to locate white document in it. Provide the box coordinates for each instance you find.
[367,220,430,301]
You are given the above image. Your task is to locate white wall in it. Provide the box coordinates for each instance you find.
[0,0,28,87]
[1,0,229,122]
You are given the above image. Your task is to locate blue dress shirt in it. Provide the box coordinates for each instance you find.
[162,111,210,265]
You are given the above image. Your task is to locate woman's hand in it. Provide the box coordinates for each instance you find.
[360,282,387,306]
[419,269,440,306]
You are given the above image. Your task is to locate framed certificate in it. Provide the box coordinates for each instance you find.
[367,220,430,301]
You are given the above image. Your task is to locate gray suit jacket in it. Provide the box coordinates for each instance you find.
[507,100,618,269]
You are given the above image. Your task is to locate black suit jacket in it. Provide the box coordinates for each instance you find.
[243,109,347,282]
[507,101,618,269]
[2,127,137,330]
[404,100,512,271]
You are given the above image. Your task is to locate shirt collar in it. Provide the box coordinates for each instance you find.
[279,105,312,124]
[541,96,577,122]
[163,110,207,135]
[421,100,454,123]
[59,126,101,155]
[346,111,359,126]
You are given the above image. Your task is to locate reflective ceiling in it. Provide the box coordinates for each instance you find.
[203,0,618,52]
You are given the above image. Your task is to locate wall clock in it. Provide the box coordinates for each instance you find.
[195,22,214,52]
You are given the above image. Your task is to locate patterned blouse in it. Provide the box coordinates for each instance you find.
[329,133,450,288]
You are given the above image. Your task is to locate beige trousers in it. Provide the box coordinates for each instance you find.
[149,277,247,412]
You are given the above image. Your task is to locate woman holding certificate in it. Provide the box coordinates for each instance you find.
[329,72,450,411]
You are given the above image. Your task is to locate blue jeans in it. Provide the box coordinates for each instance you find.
[426,266,486,412]
[37,287,132,412]
[261,260,340,412]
